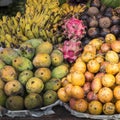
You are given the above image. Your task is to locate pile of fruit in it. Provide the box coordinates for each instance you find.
[0,0,120,116]
[0,39,69,110]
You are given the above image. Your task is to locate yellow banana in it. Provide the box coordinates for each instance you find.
[31,23,39,38]
[16,25,23,35]
[69,5,74,12]
[39,29,48,39]
[11,17,18,29]
[73,5,79,13]
[5,34,13,43]
[41,0,46,5]
[53,15,61,24]
[2,23,10,34]
[19,17,26,33]
[15,12,21,20]
[2,16,8,23]
[48,2,59,9]
[16,34,29,41]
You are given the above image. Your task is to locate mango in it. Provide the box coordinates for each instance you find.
[36,41,53,54]
[24,93,43,109]
[34,68,51,83]
[12,56,33,72]
[18,70,33,86]
[25,38,43,48]
[26,77,44,93]
[0,65,17,82]
[51,49,64,66]
[4,80,24,96]
[0,48,19,65]
[33,53,51,68]
[43,90,57,106]
[0,59,5,70]
[19,43,35,59]
[44,78,61,91]
[6,96,24,110]
[52,65,69,79]
[0,89,7,107]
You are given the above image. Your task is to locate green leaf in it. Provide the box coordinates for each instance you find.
[59,0,66,5]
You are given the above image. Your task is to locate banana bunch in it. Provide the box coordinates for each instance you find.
[61,3,87,16]
[0,0,87,48]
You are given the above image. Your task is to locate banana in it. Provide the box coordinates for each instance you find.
[39,29,48,40]
[73,5,79,13]
[16,25,23,35]
[2,23,10,34]
[5,34,13,43]
[15,12,21,20]
[31,23,39,38]
[2,16,8,23]
[19,17,26,32]
[11,17,18,29]
[16,34,29,41]
[0,25,5,35]
[48,2,59,9]
[69,5,74,12]
[41,0,46,5]
[53,15,61,24]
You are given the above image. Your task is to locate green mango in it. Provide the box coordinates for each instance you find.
[44,78,61,91]
[18,70,33,86]
[12,56,33,72]
[52,65,69,79]
[51,49,64,66]
[6,96,24,110]
[43,90,57,106]
[0,48,19,65]
[25,38,43,48]
[24,93,43,109]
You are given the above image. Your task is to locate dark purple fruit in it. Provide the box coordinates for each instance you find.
[111,25,120,37]
[87,7,99,16]
[89,17,98,27]
[111,16,120,25]
[88,27,99,38]
[104,8,113,17]
[100,28,110,37]
[99,17,112,28]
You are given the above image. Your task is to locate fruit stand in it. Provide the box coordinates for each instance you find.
[0,0,120,119]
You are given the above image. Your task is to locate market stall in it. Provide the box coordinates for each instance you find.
[0,0,120,119]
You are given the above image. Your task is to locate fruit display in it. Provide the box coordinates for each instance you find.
[0,40,69,110]
[0,0,120,118]
[0,0,86,48]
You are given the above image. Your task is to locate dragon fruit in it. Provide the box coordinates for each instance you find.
[59,40,82,63]
[62,17,86,40]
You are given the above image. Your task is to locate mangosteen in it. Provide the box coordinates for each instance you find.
[81,37,91,46]
[99,17,112,28]
[100,28,110,37]
[89,17,98,27]
[88,27,99,38]
[91,0,101,8]
[96,13,103,19]
[87,7,99,16]
[80,14,89,20]
[100,5,106,13]
[111,25,120,37]
[111,16,120,25]
[104,7,113,17]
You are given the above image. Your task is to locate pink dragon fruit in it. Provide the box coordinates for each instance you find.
[59,40,82,63]
[62,17,86,40]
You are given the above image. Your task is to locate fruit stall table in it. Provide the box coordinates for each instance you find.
[0,0,120,120]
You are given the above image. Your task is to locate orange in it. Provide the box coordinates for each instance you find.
[105,33,116,43]
[57,87,70,102]
[98,87,113,103]
[113,86,120,100]
[71,71,85,86]
[115,100,120,113]
[64,83,73,97]
[115,72,120,85]
[88,100,103,115]
[71,86,84,99]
